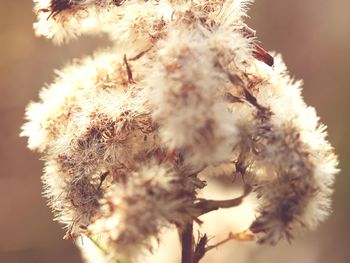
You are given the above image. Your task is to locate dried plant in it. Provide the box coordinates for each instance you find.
[21,0,339,262]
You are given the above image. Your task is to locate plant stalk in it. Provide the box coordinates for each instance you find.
[181,222,194,263]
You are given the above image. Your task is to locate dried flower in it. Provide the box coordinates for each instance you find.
[22,0,339,262]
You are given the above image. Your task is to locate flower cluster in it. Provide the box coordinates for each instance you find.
[22,0,338,262]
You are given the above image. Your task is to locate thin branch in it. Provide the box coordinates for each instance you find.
[193,185,252,216]
[205,230,255,253]
[129,46,153,61]
[123,54,134,83]
[226,71,271,116]
[193,233,208,263]
[85,234,109,255]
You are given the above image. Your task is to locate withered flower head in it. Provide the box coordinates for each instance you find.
[22,0,338,262]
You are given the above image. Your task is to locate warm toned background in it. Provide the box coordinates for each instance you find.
[0,1,349,262]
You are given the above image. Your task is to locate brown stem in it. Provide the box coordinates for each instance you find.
[181,223,194,263]
[193,234,208,263]
[205,230,255,253]
[193,185,252,216]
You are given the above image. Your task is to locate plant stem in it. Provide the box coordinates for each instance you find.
[194,185,252,216]
[181,222,194,263]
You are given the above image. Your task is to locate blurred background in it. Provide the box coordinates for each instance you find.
[0,0,349,262]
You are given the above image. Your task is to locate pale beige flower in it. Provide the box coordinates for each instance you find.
[22,0,338,262]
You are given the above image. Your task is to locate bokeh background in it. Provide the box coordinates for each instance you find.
[0,0,349,262]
